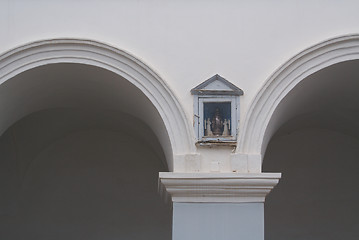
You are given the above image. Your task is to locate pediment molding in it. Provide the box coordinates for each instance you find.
[191,74,243,96]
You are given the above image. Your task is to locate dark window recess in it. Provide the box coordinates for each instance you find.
[203,102,231,137]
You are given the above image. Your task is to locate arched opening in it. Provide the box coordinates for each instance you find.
[0,39,196,171]
[263,60,359,239]
[237,34,359,158]
[0,61,175,238]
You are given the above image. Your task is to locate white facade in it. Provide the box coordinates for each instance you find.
[1,1,359,239]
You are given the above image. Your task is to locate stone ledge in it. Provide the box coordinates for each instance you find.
[159,172,281,203]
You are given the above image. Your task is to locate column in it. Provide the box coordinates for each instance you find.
[159,173,281,240]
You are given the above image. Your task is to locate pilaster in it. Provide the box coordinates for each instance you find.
[159,172,281,240]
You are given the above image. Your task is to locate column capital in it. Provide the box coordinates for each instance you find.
[159,172,281,203]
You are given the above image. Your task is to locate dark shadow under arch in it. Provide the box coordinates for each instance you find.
[263,60,359,240]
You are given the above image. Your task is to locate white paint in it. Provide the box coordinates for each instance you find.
[1,0,359,120]
[199,146,234,172]
[0,39,196,171]
[1,1,359,172]
[4,1,359,239]
[203,81,232,91]
[173,203,264,240]
[159,172,281,203]
[238,35,359,164]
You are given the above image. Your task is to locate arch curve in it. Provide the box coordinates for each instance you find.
[237,34,359,160]
[0,38,196,171]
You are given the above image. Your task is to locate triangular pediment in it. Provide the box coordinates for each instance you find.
[191,74,243,96]
[202,80,232,91]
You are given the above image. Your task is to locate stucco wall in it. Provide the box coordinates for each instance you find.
[1,0,359,128]
[173,202,264,240]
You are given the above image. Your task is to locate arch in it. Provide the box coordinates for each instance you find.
[237,34,359,160]
[0,39,196,171]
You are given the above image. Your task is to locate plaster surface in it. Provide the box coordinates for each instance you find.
[173,202,263,240]
[1,0,359,139]
[2,1,359,239]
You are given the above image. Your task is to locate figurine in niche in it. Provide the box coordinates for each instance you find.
[222,119,230,136]
[212,108,223,136]
[204,118,213,136]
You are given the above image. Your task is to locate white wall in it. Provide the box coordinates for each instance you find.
[0,109,171,239]
[173,203,264,240]
[1,0,359,127]
[2,2,359,238]
[2,1,359,173]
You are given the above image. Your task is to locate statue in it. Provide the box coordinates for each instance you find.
[222,119,230,136]
[211,108,223,136]
[204,118,213,136]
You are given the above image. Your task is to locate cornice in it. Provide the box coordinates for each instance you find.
[159,172,281,203]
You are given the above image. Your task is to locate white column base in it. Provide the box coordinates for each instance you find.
[173,202,264,240]
[159,172,281,203]
[159,172,281,240]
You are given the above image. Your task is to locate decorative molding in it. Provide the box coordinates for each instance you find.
[0,38,197,171]
[191,74,244,96]
[159,172,281,203]
[237,34,359,159]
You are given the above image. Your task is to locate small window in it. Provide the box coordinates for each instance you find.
[191,74,243,142]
